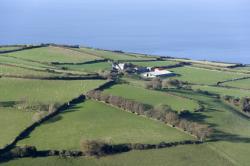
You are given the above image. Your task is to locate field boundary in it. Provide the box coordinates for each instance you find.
[0,140,202,162]
[0,74,105,80]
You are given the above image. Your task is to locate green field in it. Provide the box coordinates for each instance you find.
[4,46,101,63]
[0,78,106,148]
[131,60,178,67]
[0,46,22,51]
[0,55,55,70]
[0,64,62,77]
[104,84,199,112]
[1,46,250,166]
[0,108,34,148]
[1,144,233,166]
[58,61,112,73]
[77,48,154,60]
[18,100,191,150]
[170,66,249,85]
[168,89,250,166]
[192,85,250,97]
[222,79,250,89]
[0,78,106,104]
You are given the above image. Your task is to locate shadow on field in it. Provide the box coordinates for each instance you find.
[209,130,250,143]
[180,111,211,123]
[43,105,82,124]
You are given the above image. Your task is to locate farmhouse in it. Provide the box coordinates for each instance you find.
[142,68,174,78]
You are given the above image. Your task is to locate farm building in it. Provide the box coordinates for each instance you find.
[112,63,126,71]
[142,68,174,78]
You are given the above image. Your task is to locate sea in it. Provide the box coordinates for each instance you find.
[0,0,250,64]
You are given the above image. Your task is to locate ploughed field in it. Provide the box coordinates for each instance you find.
[0,45,250,166]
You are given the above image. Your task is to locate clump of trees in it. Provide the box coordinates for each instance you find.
[145,78,185,90]
[80,139,109,156]
[86,90,212,141]
[98,70,116,79]
[32,111,48,122]
[31,103,58,122]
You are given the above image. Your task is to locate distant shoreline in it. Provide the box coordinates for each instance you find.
[0,43,249,66]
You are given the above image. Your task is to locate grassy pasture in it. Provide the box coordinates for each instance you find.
[131,60,178,67]
[192,85,250,97]
[0,78,106,148]
[104,84,199,112]
[58,62,112,73]
[78,48,154,60]
[234,66,250,71]
[222,79,250,89]
[0,64,61,77]
[0,55,54,70]
[168,89,250,166]
[0,46,22,51]
[171,58,236,68]
[1,144,233,166]
[0,108,34,148]
[18,100,192,150]
[4,46,101,63]
[0,78,106,105]
[170,66,249,85]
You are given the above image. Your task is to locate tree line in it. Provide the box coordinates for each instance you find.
[145,77,190,90]
[86,90,212,141]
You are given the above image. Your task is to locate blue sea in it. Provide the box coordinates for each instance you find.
[0,0,250,64]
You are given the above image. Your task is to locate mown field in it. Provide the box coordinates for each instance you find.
[17,100,192,150]
[104,84,199,112]
[3,46,101,63]
[77,47,155,61]
[170,66,249,85]
[0,55,53,70]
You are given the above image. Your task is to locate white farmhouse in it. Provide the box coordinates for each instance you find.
[142,68,174,78]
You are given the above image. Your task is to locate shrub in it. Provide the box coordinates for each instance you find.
[145,81,153,89]
[10,146,37,157]
[152,78,162,90]
[32,111,47,122]
[161,79,169,89]
[80,139,109,156]
[178,119,189,131]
